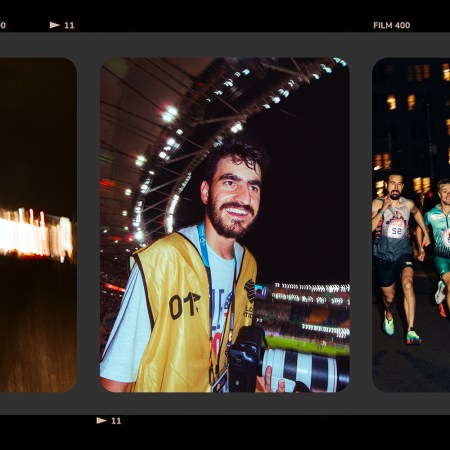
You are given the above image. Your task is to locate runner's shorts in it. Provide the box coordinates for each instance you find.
[434,255,450,280]
[374,254,414,287]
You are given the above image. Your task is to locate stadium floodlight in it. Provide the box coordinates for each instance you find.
[162,106,178,123]
[135,155,146,167]
[230,122,243,133]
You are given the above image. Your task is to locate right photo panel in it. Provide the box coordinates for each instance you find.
[372,58,450,391]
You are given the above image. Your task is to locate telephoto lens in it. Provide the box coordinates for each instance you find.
[262,348,349,392]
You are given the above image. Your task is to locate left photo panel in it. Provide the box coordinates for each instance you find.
[0,59,77,392]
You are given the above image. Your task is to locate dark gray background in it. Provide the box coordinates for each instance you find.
[0,32,448,415]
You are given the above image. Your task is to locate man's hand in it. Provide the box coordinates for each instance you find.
[422,233,431,248]
[382,196,392,212]
[256,365,285,392]
[417,246,426,262]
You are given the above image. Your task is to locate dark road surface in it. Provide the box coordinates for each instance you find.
[373,256,450,392]
[0,255,76,392]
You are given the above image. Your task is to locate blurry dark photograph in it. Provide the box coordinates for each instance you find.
[100,58,349,392]
[0,59,77,392]
[372,58,450,391]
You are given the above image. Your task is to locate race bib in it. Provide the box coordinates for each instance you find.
[386,218,406,239]
[441,228,450,248]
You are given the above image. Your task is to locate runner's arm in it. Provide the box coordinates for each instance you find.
[410,201,430,247]
[372,198,385,232]
[415,225,427,262]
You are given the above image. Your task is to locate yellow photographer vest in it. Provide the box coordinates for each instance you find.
[132,231,256,392]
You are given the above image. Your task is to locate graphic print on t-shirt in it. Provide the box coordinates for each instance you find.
[211,289,233,358]
[442,228,450,248]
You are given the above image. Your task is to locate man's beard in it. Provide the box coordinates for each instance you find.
[206,199,256,240]
[389,190,401,200]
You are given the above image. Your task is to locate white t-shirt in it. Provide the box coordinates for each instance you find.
[100,225,243,383]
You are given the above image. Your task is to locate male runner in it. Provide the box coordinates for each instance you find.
[372,170,430,344]
[417,179,450,318]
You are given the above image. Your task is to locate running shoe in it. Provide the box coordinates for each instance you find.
[406,328,422,345]
[383,315,394,336]
[435,280,446,305]
[438,303,447,318]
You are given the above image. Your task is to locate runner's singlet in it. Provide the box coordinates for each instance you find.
[374,196,412,261]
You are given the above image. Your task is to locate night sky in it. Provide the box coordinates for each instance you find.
[178,66,349,285]
[0,59,76,219]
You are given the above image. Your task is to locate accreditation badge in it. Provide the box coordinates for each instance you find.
[212,368,229,393]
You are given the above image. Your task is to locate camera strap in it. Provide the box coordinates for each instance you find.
[197,221,237,387]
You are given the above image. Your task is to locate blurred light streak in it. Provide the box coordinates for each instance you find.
[0,207,73,263]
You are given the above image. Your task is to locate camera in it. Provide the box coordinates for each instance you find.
[227,325,349,392]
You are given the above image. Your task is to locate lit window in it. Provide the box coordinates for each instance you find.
[414,177,431,194]
[407,94,416,111]
[446,119,450,135]
[423,64,430,79]
[383,153,391,170]
[373,154,382,171]
[413,177,422,193]
[375,181,384,198]
[443,64,450,81]
[387,95,396,110]
[407,65,414,82]
[415,65,422,82]
[448,147,450,164]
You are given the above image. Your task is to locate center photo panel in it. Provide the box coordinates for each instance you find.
[99,57,350,393]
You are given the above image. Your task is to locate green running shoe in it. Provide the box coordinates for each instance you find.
[406,328,422,345]
[383,315,394,336]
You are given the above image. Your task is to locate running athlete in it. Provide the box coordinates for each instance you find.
[372,170,430,344]
[100,140,284,392]
[417,179,450,317]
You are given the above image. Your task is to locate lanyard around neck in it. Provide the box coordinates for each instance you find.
[197,221,237,383]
